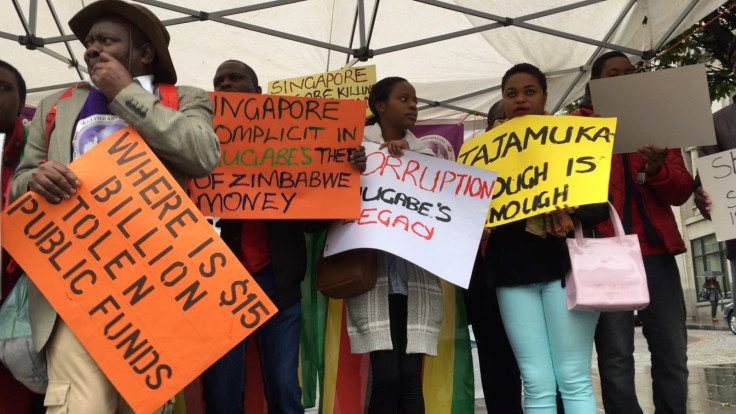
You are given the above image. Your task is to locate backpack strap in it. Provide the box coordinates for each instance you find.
[45,83,86,149]
[155,84,196,195]
[44,82,179,149]
[158,83,179,110]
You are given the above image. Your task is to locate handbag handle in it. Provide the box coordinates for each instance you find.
[574,202,624,241]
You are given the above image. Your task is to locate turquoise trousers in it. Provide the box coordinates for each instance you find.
[497,280,599,414]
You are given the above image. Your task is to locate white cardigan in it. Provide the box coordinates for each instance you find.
[361,123,436,156]
[345,123,444,355]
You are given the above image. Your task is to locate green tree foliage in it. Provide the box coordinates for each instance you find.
[561,1,736,114]
[646,0,736,102]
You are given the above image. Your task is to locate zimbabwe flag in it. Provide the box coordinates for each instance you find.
[302,232,475,414]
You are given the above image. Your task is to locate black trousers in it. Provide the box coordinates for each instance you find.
[595,254,688,414]
[368,294,425,414]
[466,254,523,414]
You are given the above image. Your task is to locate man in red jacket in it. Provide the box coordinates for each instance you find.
[573,51,693,414]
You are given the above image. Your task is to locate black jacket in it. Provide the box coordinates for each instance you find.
[484,203,609,288]
[220,220,328,308]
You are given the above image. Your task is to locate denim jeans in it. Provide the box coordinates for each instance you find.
[202,265,303,414]
[595,254,688,414]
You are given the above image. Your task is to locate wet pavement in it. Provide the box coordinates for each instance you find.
[305,327,736,413]
[617,327,736,413]
[473,327,736,413]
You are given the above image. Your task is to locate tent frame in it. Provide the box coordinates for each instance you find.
[2,0,706,114]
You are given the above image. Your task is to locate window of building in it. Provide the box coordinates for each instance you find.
[692,234,731,301]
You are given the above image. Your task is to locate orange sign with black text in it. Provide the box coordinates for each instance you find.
[1,128,276,414]
[189,92,365,219]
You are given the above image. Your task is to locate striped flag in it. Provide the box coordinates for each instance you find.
[304,230,475,413]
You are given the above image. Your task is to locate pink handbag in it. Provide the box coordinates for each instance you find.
[565,203,650,312]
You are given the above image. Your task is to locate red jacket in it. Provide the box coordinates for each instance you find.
[572,107,693,255]
[598,151,692,255]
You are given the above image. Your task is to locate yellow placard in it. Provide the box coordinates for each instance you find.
[458,115,616,226]
[268,66,376,116]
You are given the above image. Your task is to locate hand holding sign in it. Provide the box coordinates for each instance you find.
[349,145,367,173]
[694,185,712,219]
[638,144,669,176]
[380,139,410,156]
[28,160,80,203]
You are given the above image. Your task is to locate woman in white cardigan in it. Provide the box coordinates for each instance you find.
[345,77,443,414]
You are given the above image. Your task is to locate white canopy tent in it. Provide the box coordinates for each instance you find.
[1,0,726,121]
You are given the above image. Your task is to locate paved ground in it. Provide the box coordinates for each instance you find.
[472,326,736,413]
[306,326,736,413]
[621,327,736,413]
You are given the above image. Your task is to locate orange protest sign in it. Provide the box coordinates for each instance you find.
[189,92,364,219]
[1,128,276,414]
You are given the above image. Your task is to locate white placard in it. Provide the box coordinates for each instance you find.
[323,142,498,288]
[696,149,736,241]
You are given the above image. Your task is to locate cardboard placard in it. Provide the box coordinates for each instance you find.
[590,64,716,153]
[458,115,616,226]
[1,128,277,414]
[696,149,736,241]
[268,66,376,116]
[189,92,366,219]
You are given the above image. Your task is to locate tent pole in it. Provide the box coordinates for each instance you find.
[352,0,380,62]
[511,22,643,56]
[415,0,603,21]
[413,0,643,56]
[551,0,638,112]
[29,0,37,34]
[345,3,359,66]
[130,0,307,25]
[652,0,700,51]
[417,98,475,115]
[129,0,354,54]
[414,65,605,113]
[27,81,85,95]
[11,0,31,37]
[552,70,588,114]
[209,15,354,54]
[209,1,306,17]
[376,0,605,55]
[0,31,16,41]
[46,0,85,79]
[357,0,366,49]
[35,47,77,67]
[366,0,380,50]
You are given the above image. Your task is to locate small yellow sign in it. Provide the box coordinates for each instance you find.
[268,65,376,116]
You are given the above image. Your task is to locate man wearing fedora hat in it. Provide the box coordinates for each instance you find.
[10,1,220,412]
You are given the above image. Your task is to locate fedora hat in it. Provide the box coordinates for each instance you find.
[69,0,177,84]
